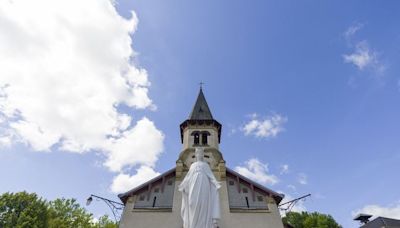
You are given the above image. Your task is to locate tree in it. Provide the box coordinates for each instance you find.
[47,198,94,228]
[283,211,308,228]
[0,191,119,228]
[0,191,48,228]
[95,215,118,228]
[283,211,342,228]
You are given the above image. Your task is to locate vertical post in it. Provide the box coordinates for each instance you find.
[236,176,241,193]
[147,183,152,201]
[250,184,255,201]
[161,176,166,193]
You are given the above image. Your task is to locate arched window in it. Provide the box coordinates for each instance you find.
[201,131,210,145]
[191,131,200,145]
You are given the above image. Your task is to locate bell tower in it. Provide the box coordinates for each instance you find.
[176,87,226,180]
[119,86,285,228]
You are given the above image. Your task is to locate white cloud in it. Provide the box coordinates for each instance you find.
[297,173,308,185]
[0,117,14,148]
[344,23,364,42]
[235,158,278,186]
[104,118,164,172]
[280,164,289,175]
[342,24,386,75]
[110,166,160,193]
[0,136,11,147]
[343,41,379,71]
[0,0,164,183]
[287,184,296,192]
[242,113,287,138]
[353,202,400,219]
[248,113,258,119]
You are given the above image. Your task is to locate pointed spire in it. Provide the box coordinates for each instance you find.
[189,87,213,120]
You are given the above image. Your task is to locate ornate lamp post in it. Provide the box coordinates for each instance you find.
[86,194,124,223]
[279,193,311,213]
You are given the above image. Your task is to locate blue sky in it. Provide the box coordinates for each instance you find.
[1,0,400,227]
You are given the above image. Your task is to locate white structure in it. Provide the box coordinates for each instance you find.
[118,88,285,228]
[179,147,220,228]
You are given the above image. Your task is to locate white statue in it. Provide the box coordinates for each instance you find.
[179,147,221,228]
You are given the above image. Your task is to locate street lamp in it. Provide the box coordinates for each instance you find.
[279,193,311,214]
[86,196,93,206]
[86,194,124,223]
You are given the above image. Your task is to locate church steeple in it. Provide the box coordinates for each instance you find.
[179,87,221,144]
[188,88,214,120]
[177,87,225,178]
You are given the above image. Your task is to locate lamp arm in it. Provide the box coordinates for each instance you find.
[87,194,124,223]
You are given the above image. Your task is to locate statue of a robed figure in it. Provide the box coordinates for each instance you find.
[178,148,221,228]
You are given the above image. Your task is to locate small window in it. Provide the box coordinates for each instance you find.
[154,188,159,193]
[201,133,208,145]
[194,133,200,145]
[229,180,234,186]
[242,188,248,193]
[257,196,264,202]
[167,180,173,185]
[139,195,145,201]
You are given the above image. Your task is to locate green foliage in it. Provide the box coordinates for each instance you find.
[47,198,94,228]
[283,211,342,228]
[283,211,308,228]
[0,191,119,228]
[0,191,48,228]
[95,215,118,228]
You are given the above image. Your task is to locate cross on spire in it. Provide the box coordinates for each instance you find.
[199,81,204,89]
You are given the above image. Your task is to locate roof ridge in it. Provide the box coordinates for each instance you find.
[118,168,176,203]
[225,167,284,203]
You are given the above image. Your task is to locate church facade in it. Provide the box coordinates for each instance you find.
[118,89,285,228]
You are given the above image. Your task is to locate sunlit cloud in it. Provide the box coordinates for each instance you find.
[242,113,287,139]
[0,0,164,191]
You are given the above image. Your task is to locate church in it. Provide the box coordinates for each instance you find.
[118,88,285,228]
